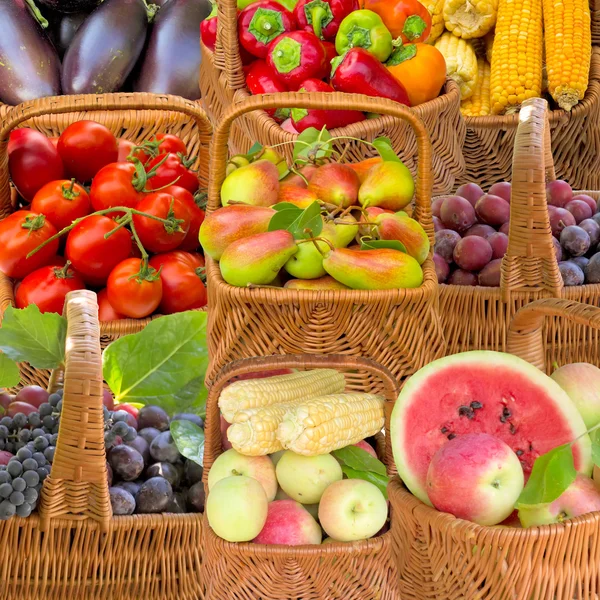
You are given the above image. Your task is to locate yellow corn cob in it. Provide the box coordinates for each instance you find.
[543,0,591,111]
[443,0,498,38]
[435,33,479,99]
[460,58,491,116]
[218,369,346,423]
[484,31,494,63]
[424,0,446,42]
[490,0,543,114]
[276,393,385,456]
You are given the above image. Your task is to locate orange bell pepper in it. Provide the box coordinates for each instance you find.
[361,0,432,44]
[385,43,446,106]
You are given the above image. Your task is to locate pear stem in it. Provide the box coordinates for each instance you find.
[297,235,335,255]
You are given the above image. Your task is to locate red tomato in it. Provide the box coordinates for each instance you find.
[97,288,126,321]
[0,211,59,279]
[161,186,205,251]
[90,162,142,213]
[146,153,199,194]
[149,251,207,314]
[15,262,86,314]
[132,192,193,253]
[57,120,119,182]
[107,258,163,319]
[65,215,133,286]
[8,129,65,202]
[30,179,92,231]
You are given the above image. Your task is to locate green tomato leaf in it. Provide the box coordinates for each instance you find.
[373,137,400,163]
[293,126,333,162]
[288,201,323,240]
[360,238,407,253]
[0,354,19,388]
[333,445,387,476]
[171,420,205,466]
[102,311,209,410]
[515,444,577,508]
[269,207,303,232]
[0,305,66,370]
[341,465,389,500]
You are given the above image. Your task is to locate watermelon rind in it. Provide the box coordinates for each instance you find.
[391,351,593,506]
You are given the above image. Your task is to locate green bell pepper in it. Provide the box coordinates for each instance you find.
[335,9,394,62]
[237,0,299,10]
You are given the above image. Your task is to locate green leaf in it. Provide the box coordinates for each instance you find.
[245,142,264,161]
[269,207,303,232]
[591,429,600,468]
[333,446,387,476]
[0,305,66,370]
[273,202,302,212]
[0,354,19,388]
[293,127,333,162]
[102,311,209,411]
[373,137,400,163]
[128,402,146,410]
[516,444,577,507]
[171,420,205,466]
[288,201,323,240]
[172,376,208,420]
[341,465,389,500]
[360,238,407,253]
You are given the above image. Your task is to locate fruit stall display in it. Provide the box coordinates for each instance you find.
[0,290,208,600]
[201,355,399,599]
[389,298,600,599]
[0,93,212,388]
[0,0,211,117]
[202,90,447,385]
[200,0,466,196]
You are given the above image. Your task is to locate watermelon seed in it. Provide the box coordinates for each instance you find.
[440,427,448,433]
[516,449,524,456]
[458,406,475,419]
[447,433,456,440]
[470,401,483,410]
[529,443,534,451]
[502,407,512,418]
[500,416,507,423]
[509,423,517,435]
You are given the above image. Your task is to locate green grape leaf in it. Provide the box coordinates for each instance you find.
[515,444,577,508]
[333,445,387,476]
[341,465,389,500]
[171,420,205,466]
[0,305,66,370]
[373,137,400,163]
[288,201,323,240]
[0,354,19,388]
[293,126,333,162]
[269,207,303,231]
[360,238,407,253]
[103,311,209,412]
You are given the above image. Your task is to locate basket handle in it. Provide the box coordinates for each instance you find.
[39,289,111,531]
[506,298,600,370]
[0,92,213,219]
[203,354,401,474]
[501,97,563,301]
[213,0,246,90]
[208,91,435,242]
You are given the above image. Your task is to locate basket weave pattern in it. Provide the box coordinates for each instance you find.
[205,91,446,386]
[201,354,400,600]
[391,298,600,600]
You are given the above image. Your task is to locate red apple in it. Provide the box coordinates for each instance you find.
[253,500,322,545]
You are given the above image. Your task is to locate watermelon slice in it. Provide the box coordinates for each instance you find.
[391,351,593,505]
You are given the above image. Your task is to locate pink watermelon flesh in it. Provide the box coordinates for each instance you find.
[391,351,592,505]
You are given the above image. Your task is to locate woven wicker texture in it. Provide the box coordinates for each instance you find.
[0,289,204,600]
[459,48,600,190]
[200,41,466,196]
[202,354,400,600]
[390,297,600,600]
[0,93,212,388]
[438,96,600,355]
[205,91,446,386]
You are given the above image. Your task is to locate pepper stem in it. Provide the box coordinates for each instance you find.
[310,5,326,39]
[24,0,48,28]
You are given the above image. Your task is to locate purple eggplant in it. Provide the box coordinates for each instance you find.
[38,0,101,14]
[62,0,156,95]
[50,12,88,57]
[133,0,211,100]
[0,0,61,105]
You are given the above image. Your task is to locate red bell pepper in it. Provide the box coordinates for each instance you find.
[294,0,359,41]
[331,48,411,106]
[266,30,328,90]
[200,2,218,51]
[238,0,297,59]
[246,60,291,122]
[291,79,366,132]
[322,40,338,80]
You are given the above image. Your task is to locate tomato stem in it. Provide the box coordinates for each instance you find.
[61,179,80,201]
[128,219,149,261]
[54,261,74,280]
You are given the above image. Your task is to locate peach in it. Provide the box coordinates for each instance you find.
[208,449,278,501]
[551,363,600,429]
[354,440,377,459]
[253,500,322,545]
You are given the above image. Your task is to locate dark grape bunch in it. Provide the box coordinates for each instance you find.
[103,407,138,450]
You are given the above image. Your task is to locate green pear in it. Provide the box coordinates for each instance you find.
[284,222,336,280]
[358,161,415,212]
[220,230,298,287]
[323,248,423,290]
[330,213,358,247]
[220,160,280,207]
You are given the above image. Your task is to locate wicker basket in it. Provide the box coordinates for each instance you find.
[0,289,203,600]
[205,90,446,386]
[390,297,600,600]
[199,0,466,196]
[0,93,212,387]
[458,48,600,190]
[438,95,600,355]
[201,354,400,600]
